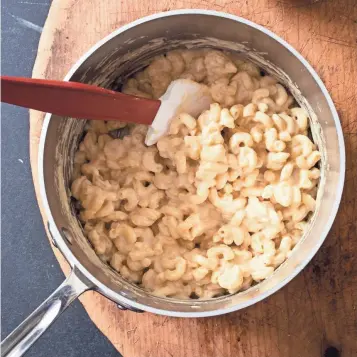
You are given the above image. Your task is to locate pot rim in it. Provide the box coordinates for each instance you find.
[38,9,345,317]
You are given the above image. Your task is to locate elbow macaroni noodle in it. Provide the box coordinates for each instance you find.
[71,49,321,299]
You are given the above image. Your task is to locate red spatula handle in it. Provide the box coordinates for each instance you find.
[1,76,161,125]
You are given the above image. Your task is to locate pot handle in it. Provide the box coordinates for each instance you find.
[1,267,92,357]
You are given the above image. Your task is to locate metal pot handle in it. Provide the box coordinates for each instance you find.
[1,267,93,357]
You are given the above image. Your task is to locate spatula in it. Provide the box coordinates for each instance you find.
[1,76,212,145]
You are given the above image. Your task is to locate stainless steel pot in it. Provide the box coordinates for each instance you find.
[1,10,345,357]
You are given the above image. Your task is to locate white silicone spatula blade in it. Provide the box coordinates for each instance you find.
[145,79,213,146]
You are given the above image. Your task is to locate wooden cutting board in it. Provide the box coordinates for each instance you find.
[30,1,357,356]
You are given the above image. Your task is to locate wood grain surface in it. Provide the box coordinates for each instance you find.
[29,1,357,356]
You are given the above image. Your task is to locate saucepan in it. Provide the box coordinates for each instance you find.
[1,10,345,357]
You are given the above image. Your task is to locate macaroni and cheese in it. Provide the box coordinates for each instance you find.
[71,49,321,299]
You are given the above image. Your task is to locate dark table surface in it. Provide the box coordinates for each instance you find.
[1,0,120,355]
